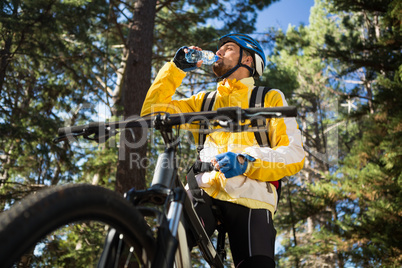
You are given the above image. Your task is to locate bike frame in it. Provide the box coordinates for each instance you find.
[100,114,225,268]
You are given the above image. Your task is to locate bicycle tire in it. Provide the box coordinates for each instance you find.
[0,184,156,268]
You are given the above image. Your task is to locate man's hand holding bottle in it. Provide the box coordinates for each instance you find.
[173,46,218,72]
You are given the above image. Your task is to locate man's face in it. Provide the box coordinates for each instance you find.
[213,42,241,77]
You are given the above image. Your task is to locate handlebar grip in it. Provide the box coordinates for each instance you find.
[58,125,87,136]
[57,122,105,136]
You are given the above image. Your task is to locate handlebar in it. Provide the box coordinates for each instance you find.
[54,106,297,143]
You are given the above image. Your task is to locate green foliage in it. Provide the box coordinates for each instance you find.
[32,222,107,267]
[265,0,402,267]
[0,0,111,205]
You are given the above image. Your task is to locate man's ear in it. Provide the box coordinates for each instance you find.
[243,55,253,66]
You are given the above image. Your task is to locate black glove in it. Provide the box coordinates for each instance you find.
[173,46,198,72]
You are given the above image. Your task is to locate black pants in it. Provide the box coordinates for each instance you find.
[189,190,277,268]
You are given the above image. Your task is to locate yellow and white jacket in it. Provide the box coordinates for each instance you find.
[141,62,305,215]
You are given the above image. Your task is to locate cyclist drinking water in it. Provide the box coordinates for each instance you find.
[141,33,305,267]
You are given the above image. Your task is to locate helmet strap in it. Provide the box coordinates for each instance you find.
[217,47,254,81]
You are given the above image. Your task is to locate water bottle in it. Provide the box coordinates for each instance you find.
[185,49,219,65]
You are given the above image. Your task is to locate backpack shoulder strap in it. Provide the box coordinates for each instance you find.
[201,90,217,111]
[197,91,217,154]
[250,86,271,148]
[251,86,284,213]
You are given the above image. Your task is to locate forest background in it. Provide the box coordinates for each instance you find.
[0,0,401,267]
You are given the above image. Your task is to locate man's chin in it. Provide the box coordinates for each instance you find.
[213,63,231,78]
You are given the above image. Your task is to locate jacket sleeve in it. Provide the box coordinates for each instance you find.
[243,89,305,181]
[141,62,205,116]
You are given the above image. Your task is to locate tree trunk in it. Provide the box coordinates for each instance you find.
[116,0,157,193]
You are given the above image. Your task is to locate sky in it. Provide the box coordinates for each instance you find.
[255,0,315,32]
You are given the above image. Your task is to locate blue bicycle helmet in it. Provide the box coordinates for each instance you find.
[217,33,266,79]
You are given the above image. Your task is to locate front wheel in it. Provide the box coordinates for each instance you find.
[0,184,156,268]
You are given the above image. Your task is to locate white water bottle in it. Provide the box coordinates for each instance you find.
[185,49,218,65]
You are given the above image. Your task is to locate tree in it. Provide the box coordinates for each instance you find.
[320,0,402,265]
[114,0,157,193]
[0,1,114,263]
[262,0,401,266]
[0,0,111,205]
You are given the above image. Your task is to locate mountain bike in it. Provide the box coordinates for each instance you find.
[0,105,297,267]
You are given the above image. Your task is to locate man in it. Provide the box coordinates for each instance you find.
[141,33,305,267]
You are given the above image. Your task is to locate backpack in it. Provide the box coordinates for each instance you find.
[198,86,282,209]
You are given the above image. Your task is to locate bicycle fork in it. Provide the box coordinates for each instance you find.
[97,187,185,268]
[154,187,188,268]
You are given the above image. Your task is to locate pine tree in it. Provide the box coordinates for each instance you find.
[0,0,111,203]
[262,0,401,267]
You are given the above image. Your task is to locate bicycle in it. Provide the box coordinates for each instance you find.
[0,105,297,268]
